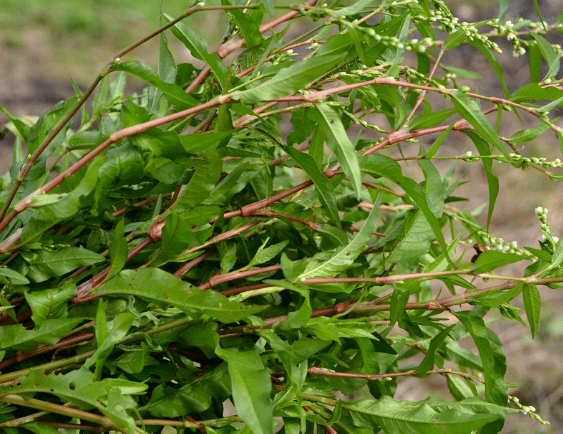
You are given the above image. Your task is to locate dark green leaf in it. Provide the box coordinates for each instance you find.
[108,219,127,280]
[451,91,508,157]
[22,247,104,283]
[25,281,76,325]
[509,123,551,145]
[465,131,499,229]
[471,250,523,274]
[233,55,345,104]
[299,198,380,279]
[285,146,340,228]
[0,318,82,351]
[142,364,231,417]
[93,269,265,323]
[0,266,29,285]
[522,283,541,338]
[171,150,222,214]
[165,13,228,87]
[443,30,466,50]
[316,102,362,199]
[28,96,80,154]
[111,61,199,109]
[408,109,456,132]
[417,325,455,374]
[216,347,273,434]
[347,396,510,433]
[454,311,508,406]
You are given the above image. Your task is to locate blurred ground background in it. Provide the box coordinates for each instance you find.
[1,0,563,432]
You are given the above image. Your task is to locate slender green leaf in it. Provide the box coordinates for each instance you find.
[509,122,551,145]
[22,247,104,283]
[216,347,273,434]
[443,30,467,50]
[285,146,340,228]
[93,268,265,323]
[25,281,76,325]
[142,364,231,417]
[0,368,138,432]
[418,325,456,374]
[228,8,262,48]
[164,13,228,87]
[408,109,456,132]
[423,122,455,159]
[299,197,380,280]
[387,211,435,272]
[28,96,80,154]
[233,55,345,104]
[0,266,29,285]
[108,219,127,280]
[316,102,362,199]
[472,250,523,274]
[522,283,541,338]
[171,150,222,214]
[111,61,199,109]
[0,318,82,351]
[335,0,375,16]
[346,396,509,433]
[361,154,454,267]
[454,311,508,406]
[180,131,233,154]
[451,91,508,157]
[463,131,498,229]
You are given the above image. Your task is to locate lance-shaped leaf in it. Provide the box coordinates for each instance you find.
[28,96,80,154]
[233,54,345,104]
[0,368,138,432]
[346,396,512,434]
[285,146,340,228]
[465,135,497,227]
[93,268,265,323]
[164,13,227,87]
[142,363,231,418]
[450,90,508,157]
[111,61,199,109]
[180,131,233,153]
[417,325,456,374]
[522,283,541,338]
[408,109,457,132]
[170,150,222,214]
[0,266,29,285]
[25,281,77,325]
[299,198,380,280]
[0,318,82,351]
[316,102,362,199]
[509,122,552,145]
[361,154,454,268]
[22,247,105,283]
[454,311,508,406]
[216,346,273,434]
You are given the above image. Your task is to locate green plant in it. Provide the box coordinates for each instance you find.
[1,0,562,432]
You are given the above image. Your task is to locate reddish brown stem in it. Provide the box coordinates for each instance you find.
[302,405,338,434]
[35,421,104,433]
[74,237,154,300]
[0,332,94,371]
[174,250,215,277]
[257,280,517,327]
[186,0,319,93]
[0,99,223,235]
[112,193,172,218]
[220,283,271,297]
[307,366,470,382]
[199,264,282,290]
